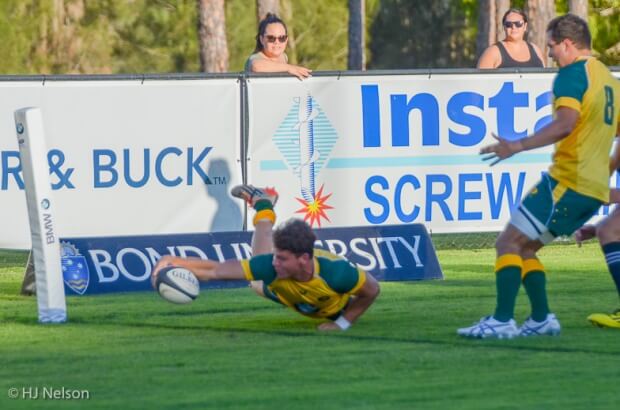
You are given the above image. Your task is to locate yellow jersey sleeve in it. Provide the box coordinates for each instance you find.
[240,259,253,281]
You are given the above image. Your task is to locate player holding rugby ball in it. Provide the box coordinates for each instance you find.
[151,185,380,332]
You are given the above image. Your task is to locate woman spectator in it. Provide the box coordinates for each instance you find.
[245,13,312,80]
[477,8,545,69]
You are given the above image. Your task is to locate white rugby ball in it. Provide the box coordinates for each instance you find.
[156,266,200,304]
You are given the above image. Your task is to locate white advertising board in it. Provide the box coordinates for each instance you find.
[0,79,242,249]
[246,72,618,233]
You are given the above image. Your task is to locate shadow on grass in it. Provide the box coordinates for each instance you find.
[121,321,620,357]
[5,314,618,358]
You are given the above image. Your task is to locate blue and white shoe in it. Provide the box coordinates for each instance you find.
[230,184,279,207]
[457,316,518,339]
[518,313,561,337]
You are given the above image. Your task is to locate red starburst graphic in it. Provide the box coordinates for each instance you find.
[295,185,334,227]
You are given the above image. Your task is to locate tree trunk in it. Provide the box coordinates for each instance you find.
[476,0,495,59]
[495,0,510,41]
[197,0,229,73]
[37,0,86,73]
[525,0,556,66]
[280,0,297,64]
[568,0,588,21]
[347,0,365,70]
[256,0,279,22]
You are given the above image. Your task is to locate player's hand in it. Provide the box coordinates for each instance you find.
[287,64,312,80]
[151,255,177,289]
[574,225,596,247]
[317,322,345,332]
[480,133,524,166]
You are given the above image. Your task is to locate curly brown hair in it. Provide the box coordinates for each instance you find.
[273,219,315,257]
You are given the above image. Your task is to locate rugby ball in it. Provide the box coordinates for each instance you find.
[155,266,200,304]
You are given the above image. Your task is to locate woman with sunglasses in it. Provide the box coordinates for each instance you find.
[477,8,544,69]
[245,13,312,80]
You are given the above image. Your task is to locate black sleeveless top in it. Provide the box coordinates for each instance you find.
[496,42,543,68]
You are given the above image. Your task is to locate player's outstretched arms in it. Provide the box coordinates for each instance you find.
[317,274,380,332]
[151,256,246,288]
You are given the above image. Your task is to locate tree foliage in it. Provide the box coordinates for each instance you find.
[0,0,617,75]
[369,0,478,69]
[590,0,620,65]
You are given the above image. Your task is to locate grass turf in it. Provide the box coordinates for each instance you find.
[1,244,619,409]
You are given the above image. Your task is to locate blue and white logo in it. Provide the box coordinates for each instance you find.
[273,93,339,226]
[41,199,50,210]
[60,241,90,295]
[16,123,24,134]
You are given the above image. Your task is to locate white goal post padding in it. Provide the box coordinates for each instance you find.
[14,107,67,323]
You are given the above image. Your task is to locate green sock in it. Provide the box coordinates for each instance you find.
[493,254,523,322]
[254,199,273,212]
[522,259,549,322]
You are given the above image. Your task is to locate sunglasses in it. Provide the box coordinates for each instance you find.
[504,21,525,29]
[264,35,288,43]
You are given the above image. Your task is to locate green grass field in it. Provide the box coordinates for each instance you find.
[1,244,619,410]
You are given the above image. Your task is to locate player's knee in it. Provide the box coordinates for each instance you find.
[495,234,517,254]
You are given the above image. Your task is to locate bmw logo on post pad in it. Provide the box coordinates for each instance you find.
[41,199,50,210]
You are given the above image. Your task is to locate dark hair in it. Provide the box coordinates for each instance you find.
[273,219,315,257]
[502,8,528,24]
[547,14,591,50]
[254,13,287,53]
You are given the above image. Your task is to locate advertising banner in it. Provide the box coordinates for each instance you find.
[246,73,619,233]
[59,224,442,295]
[0,79,242,249]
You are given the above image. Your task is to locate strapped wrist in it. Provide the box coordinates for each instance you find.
[334,315,351,330]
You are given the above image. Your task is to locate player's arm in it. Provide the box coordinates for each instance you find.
[575,186,620,246]
[609,134,620,174]
[340,273,380,323]
[612,125,620,173]
[480,107,579,165]
[318,272,380,332]
[151,255,246,288]
[518,107,579,149]
[578,134,620,246]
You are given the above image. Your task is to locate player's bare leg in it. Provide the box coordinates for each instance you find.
[458,224,559,338]
[252,220,274,256]
[231,184,279,297]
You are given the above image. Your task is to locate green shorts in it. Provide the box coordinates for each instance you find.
[510,174,603,244]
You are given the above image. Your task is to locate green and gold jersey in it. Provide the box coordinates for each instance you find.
[240,249,367,318]
[549,56,620,202]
